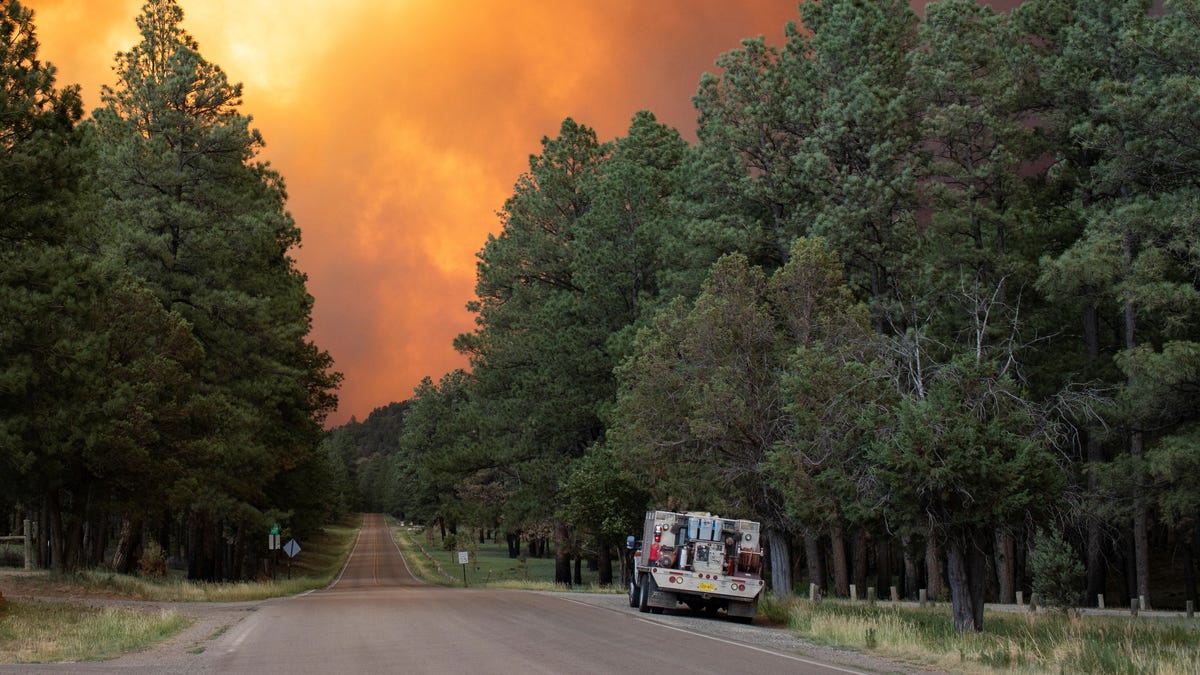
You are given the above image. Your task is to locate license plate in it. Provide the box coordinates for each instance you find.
[698,582,715,592]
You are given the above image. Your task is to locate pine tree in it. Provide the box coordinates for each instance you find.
[90,0,338,579]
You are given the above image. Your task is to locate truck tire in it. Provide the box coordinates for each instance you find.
[638,575,652,613]
[628,576,640,608]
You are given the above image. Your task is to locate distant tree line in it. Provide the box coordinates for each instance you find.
[338,0,1200,632]
[1,0,341,580]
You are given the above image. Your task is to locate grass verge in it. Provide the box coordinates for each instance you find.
[0,602,191,664]
[0,518,359,664]
[389,524,621,593]
[776,597,1200,674]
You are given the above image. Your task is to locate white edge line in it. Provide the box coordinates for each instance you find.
[556,596,867,675]
[384,516,426,585]
[638,618,868,675]
[328,518,365,589]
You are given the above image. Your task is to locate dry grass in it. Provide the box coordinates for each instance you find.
[777,597,1200,674]
[0,601,190,664]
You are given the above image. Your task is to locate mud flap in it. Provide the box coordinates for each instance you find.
[725,598,757,623]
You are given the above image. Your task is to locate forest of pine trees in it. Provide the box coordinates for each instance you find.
[6,0,1200,635]
[336,0,1200,633]
[1,0,340,580]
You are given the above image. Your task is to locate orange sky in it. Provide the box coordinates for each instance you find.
[29,0,811,427]
[30,1,1015,428]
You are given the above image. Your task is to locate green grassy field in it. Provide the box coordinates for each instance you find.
[391,524,623,592]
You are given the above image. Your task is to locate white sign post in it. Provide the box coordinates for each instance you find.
[457,550,470,586]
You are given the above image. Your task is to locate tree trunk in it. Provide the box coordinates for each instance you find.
[1083,302,1107,607]
[766,528,793,598]
[902,535,920,600]
[159,513,173,564]
[1132,495,1151,609]
[1123,537,1136,606]
[876,536,892,595]
[506,532,521,559]
[1129,427,1151,610]
[1184,526,1196,609]
[554,521,571,586]
[64,494,86,573]
[598,544,613,587]
[1085,433,1107,606]
[37,499,49,569]
[926,527,946,602]
[47,490,65,574]
[232,521,246,581]
[804,533,825,592]
[187,512,219,582]
[852,531,868,593]
[994,528,1014,604]
[573,552,582,586]
[1123,232,1151,610]
[946,531,987,632]
[830,523,849,597]
[111,516,143,574]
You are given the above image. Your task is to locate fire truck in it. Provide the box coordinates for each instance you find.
[627,510,765,623]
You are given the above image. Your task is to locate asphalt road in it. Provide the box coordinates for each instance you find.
[5,515,882,674]
[208,514,869,674]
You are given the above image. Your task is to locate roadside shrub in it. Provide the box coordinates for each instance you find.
[1030,527,1083,610]
[137,540,167,578]
[442,533,458,551]
[0,547,23,568]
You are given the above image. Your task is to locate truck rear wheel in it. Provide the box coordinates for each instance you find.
[638,575,651,613]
